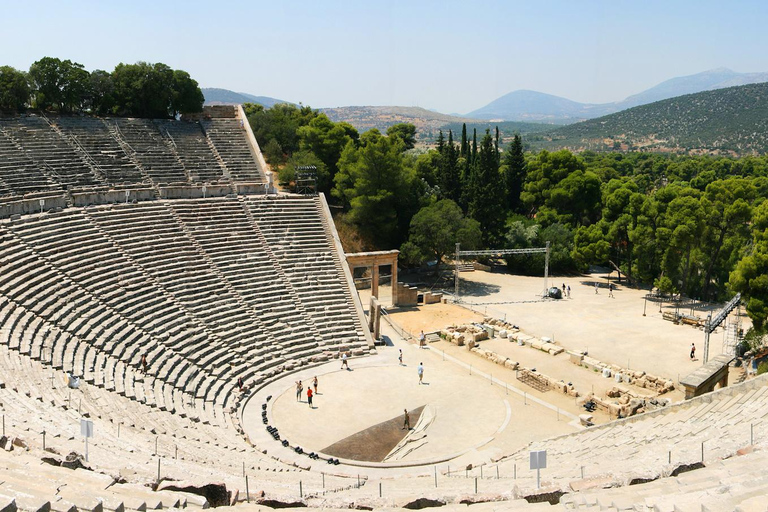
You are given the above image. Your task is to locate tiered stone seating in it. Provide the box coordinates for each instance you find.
[0,114,267,198]
[559,450,768,510]
[156,119,227,183]
[169,198,322,366]
[84,203,253,402]
[0,343,351,503]
[54,116,146,185]
[1,211,221,405]
[113,118,189,184]
[0,128,57,196]
[487,374,768,495]
[0,116,102,190]
[246,196,368,353]
[203,119,264,183]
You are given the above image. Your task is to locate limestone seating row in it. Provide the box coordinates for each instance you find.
[0,296,226,427]
[155,119,227,184]
[0,329,245,450]
[54,116,145,185]
[0,244,229,423]
[0,348,355,497]
[0,454,205,512]
[82,203,308,388]
[84,205,263,343]
[0,346,318,496]
[169,200,319,349]
[0,116,102,190]
[113,118,190,185]
[488,376,768,493]
[0,130,59,195]
[1,197,370,429]
[559,448,768,510]
[202,119,264,183]
[246,197,366,349]
[164,202,328,362]
[0,116,263,199]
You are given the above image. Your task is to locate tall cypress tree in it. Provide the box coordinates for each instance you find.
[503,134,526,213]
[439,130,461,205]
[468,130,505,245]
[460,123,468,158]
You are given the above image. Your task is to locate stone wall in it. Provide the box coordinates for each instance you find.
[159,185,234,199]
[237,104,271,179]
[235,183,267,195]
[423,290,443,304]
[71,188,156,206]
[396,282,418,306]
[0,194,68,218]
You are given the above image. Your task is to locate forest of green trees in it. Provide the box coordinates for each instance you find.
[0,58,203,118]
[245,102,768,331]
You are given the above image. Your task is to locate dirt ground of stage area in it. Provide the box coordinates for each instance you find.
[388,269,748,389]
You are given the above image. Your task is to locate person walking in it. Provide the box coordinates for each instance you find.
[307,387,314,408]
[419,330,426,349]
[690,343,696,361]
[595,282,599,294]
[567,285,571,298]
[402,409,410,430]
[417,362,424,384]
[398,349,403,365]
[608,283,614,298]
[296,380,303,401]
[313,376,318,394]
[341,352,349,370]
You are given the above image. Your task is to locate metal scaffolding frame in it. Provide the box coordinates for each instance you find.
[453,242,550,303]
[295,165,317,196]
[703,292,741,363]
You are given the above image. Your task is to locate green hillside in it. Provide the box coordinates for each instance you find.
[530,82,768,156]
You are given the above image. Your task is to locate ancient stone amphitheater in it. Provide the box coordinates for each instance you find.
[1,105,768,511]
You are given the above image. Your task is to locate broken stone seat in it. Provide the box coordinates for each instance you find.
[0,452,204,511]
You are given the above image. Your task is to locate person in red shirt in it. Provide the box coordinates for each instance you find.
[307,387,314,408]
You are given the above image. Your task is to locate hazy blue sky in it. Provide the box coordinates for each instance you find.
[2,0,766,113]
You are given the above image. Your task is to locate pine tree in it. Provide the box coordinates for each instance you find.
[503,134,526,213]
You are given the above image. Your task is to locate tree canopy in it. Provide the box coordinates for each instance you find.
[0,56,203,117]
[0,66,31,111]
[400,199,481,266]
[332,130,420,248]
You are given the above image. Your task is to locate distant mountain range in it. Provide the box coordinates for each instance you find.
[321,106,474,134]
[530,82,768,156]
[202,88,292,108]
[320,106,552,142]
[467,68,768,122]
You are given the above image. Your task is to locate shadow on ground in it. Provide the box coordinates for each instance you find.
[321,406,425,462]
